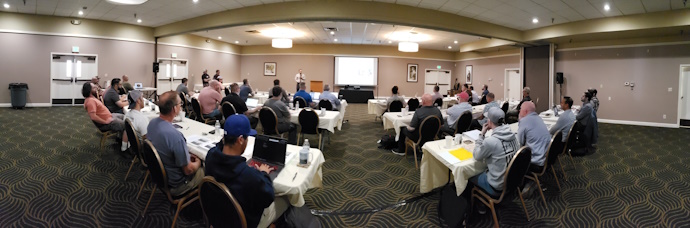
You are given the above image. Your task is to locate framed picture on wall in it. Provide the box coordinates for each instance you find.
[407,64,418,82]
[264,62,277,76]
[465,65,473,84]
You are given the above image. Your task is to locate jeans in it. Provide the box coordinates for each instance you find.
[470,172,500,196]
[204,109,222,120]
[397,127,419,152]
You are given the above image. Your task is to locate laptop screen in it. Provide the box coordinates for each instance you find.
[134,83,143,89]
[246,98,259,107]
[252,135,287,165]
[310,92,320,100]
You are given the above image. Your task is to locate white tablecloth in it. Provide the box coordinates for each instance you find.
[382,109,449,141]
[289,108,342,133]
[368,97,458,116]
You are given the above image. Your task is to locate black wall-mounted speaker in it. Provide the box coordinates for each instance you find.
[153,62,159,73]
[556,72,564,84]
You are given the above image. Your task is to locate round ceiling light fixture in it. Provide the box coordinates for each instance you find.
[398,42,418,52]
[272,38,292,48]
[106,0,149,5]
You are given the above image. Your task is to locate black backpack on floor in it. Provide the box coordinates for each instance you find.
[438,184,468,228]
[378,134,397,150]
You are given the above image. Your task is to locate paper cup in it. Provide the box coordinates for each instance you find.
[445,136,453,148]
[455,134,462,145]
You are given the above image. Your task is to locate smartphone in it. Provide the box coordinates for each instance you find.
[208,130,216,134]
[173,124,183,129]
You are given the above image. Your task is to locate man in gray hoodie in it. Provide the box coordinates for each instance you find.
[470,107,520,198]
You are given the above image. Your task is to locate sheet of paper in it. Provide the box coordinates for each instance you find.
[463,130,482,141]
[436,148,461,165]
[449,148,473,161]
[187,135,218,151]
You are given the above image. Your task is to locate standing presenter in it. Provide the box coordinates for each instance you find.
[294,69,306,92]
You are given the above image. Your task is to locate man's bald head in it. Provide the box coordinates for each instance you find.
[122,75,129,81]
[209,80,221,91]
[421,94,433,106]
[159,91,180,117]
[519,101,536,119]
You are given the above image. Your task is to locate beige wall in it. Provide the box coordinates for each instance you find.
[455,55,521,100]
[524,46,551,112]
[242,44,456,61]
[0,32,153,104]
[240,54,455,97]
[555,44,690,124]
[156,44,241,89]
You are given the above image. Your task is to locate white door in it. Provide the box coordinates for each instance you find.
[157,59,188,95]
[51,54,97,105]
[505,69,521,101]
[681,66,690,120]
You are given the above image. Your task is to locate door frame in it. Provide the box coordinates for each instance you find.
[50,52,98,106]
[504,68,521,101]
[677,64,690,127]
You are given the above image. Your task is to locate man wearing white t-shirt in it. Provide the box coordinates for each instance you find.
[294,69,306,92]
[125,90,149,143]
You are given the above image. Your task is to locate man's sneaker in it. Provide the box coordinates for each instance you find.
[477,204,487,215]
[521,182,535,196]
[391,148,405,156]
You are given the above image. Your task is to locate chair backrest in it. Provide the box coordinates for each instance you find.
[142,139,173,201]
[497,146,532,202]
[224,87,230,96]
[388,100,403,112]
[178,93,189,113]
[501,102,509,114]
[199,176,247,228]
[480,95,488,104]
[298,109,320,134]
[434,98,443,107]
[318,100,333,111]
[124,119,146,168]
[565,121,578,151]
[191,97,207,122]
[453,111,473,135]
[258,107,280,135]
[544,131,565,170]
[293,96,307,108]
[416,115,442,145]
[407,98,420,111]
[221,101,237,120]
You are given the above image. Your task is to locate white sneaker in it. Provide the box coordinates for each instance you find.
[391,149,405,156]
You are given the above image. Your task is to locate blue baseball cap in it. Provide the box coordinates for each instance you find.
[224,114,257,137]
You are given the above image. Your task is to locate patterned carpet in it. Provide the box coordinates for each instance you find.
[0,104,689,227]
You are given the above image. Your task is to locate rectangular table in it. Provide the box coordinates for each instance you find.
[288,108,342,133]
[339,89,374,103]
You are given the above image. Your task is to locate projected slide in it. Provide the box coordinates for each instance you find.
[334,57,378,86]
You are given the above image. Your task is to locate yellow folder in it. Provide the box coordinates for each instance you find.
[449,148,473,161]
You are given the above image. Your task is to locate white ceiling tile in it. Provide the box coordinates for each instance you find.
[473,0,502,9]
[641,0,669,12]
[438,0,469,14]
[396,0,422,7]
[459,4,488,17]
[534,0,570,11]
[613,0,645,15]
[235,0,263,7]
[670,0,688,10]
[555,9,585,21]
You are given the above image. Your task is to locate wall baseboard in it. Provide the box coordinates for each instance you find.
[598,118,677,128]
[0,103,53,108]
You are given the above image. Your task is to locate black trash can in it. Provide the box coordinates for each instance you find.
[9,83,28,109]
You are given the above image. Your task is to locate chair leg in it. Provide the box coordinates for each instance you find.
[413,144,419,169]
[136,171,149,200]
[489,203,499,228]
[125,157,137,181]
[533,174,547,206]
[171,201,184,228]
[142,185,157,217]
[551,167,562,191]
[517,187,531,221]
[297,134,301,146]
[318,133,323,151]
[558,158,568,181]
[100,134,107,150]
[567,149,575,164]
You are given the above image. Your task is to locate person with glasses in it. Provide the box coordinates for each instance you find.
[147,91,204,197]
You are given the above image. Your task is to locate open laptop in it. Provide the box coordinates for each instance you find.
[247,135,287,180]
[310,92,321,100]
[245,98,259,108]
[134,83,143,89]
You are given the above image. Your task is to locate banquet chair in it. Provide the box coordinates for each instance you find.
[124,119,152,201]
[191,97,215,125]
[224,87,230,96]
[388,100,403,112]
[318,100,333,111]
[501,102,509,115]
[85,104,118,150]
[179,93,192,118]
[220,101,237,120]
[434,98,443,107]
[562,122,578,167]
[199,176,247,228]
[258,107,285,138]
[293,96,307,108]
[525,132,565,206]
[446,111,473,136]
[471,146,532,228]
[297,109,324,150]
[141,140,199,228]
[405,116,441,169]
[407,98,420,111]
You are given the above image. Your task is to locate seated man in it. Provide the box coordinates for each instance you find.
[588,88,599,145]
[239,78,255,102]
[205,114,289,228]
[549,96,575,142]
[506,87,532,121]
[121,75,134,93]
[441,92,472,134]
[517,101,551,173]
[470,107,520,201]
[83,82,128,152]
[264,87,298,144]
[431,85,443,101]
[147,91,204,197]
[574,91,596,154]
[386,86,407,108]
[103,78,129,114]
[471,92,499,130]
[293,82,313,107]
[222,83,260,128]
[470,86,480,105]
[319,84,341,110]
[176,78,193,96]
[125,90,150,143]
[269,79,290,104]
[198,80,223,120]
[393,94,444,155]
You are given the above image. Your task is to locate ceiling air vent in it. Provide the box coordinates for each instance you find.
[323,27,338,32]
[245,30,260,34]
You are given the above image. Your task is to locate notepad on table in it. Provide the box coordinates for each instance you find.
[463,130,481,141]
[449,148,473,161]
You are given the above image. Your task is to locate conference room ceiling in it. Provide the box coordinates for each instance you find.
[191,22,487,51]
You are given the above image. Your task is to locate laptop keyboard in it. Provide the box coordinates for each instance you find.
[248,160,277,173]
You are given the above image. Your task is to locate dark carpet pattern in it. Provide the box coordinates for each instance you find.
[0,105,689,227]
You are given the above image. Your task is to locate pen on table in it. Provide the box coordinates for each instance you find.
[292,172,298,181]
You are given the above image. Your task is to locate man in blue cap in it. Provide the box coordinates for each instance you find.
[205,114,288,228]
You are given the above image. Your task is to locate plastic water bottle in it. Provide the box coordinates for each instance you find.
[215,120,221,135]
[300,139,309,165]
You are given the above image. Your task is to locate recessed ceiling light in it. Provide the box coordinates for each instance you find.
[234,41,239,44]
[137,19,142,23]
[78,10,83,15]
[604,4,610,11]
[334,38,338,42]
[218,36,222,39]
[3,3,9,8]
[454,40,458,44]
[532,18,539,24]
[106,0,148,5]
[193,0,198,3]
[388,40,392,44]
[447,46,452,49]
[329,31,335,35]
